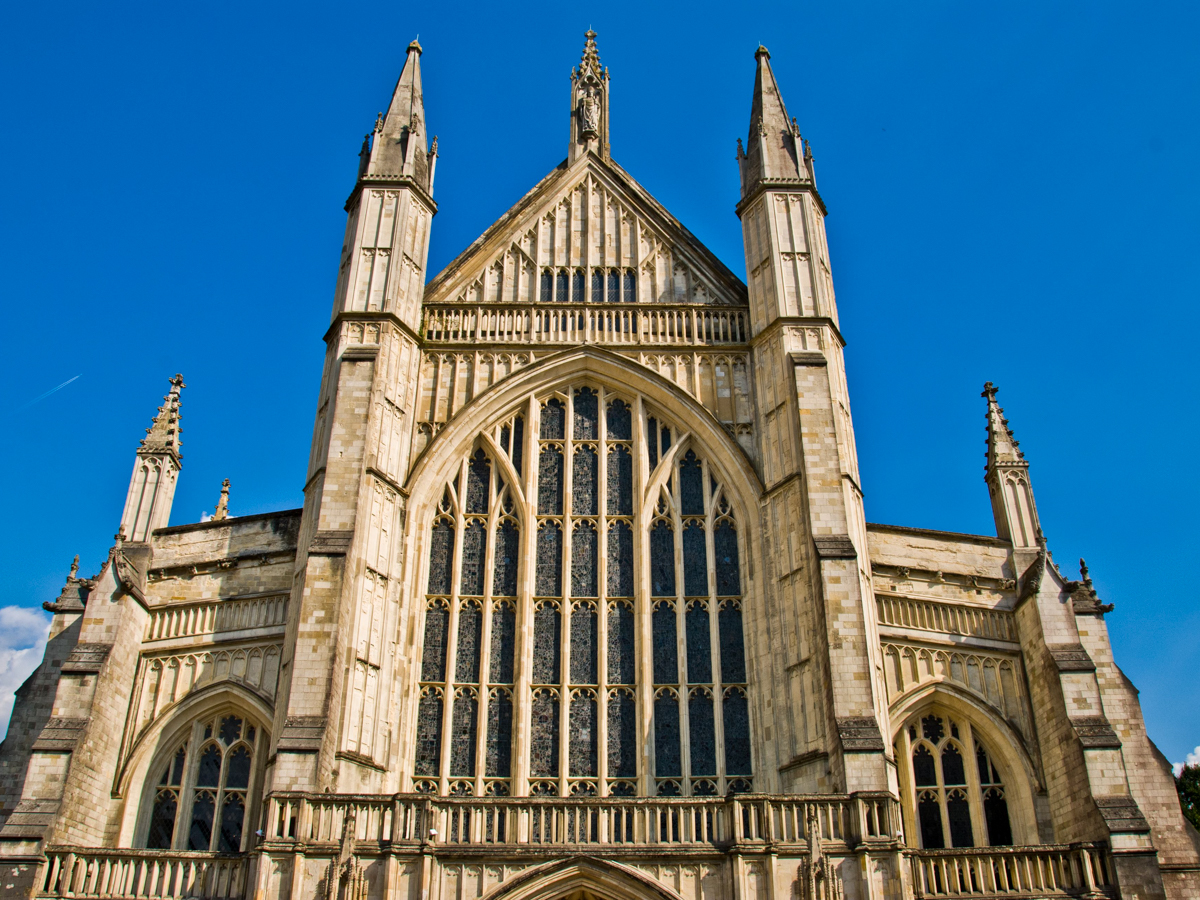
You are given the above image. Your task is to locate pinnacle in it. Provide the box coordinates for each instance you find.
[982,381,1025,469]
[408,38,423,55]
[139,373,185,457]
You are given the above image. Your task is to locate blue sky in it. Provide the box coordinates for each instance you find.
[1,2,1197,760]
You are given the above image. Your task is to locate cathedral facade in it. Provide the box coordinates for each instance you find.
[0,33,1196,900]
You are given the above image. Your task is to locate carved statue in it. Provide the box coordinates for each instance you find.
[580,89,600,135]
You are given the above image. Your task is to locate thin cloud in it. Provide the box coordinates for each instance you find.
[19,375,81,410]
[0,606,51,738]
[1174,746,1200,777]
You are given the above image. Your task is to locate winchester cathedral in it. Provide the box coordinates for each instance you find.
[1,33,1197,900]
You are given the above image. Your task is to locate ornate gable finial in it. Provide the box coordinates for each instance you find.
[140,374,185,458]
[69,554,79,580]
[213,478,230,521]
[982,381,1025,468]
[579,29,604,81]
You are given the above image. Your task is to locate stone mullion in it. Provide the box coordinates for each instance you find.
[437,457,469,794]
[512,396,539,796]
[474,479,500,796]
[557,390,574,794]
[171,723,202,850]
[633,395,654,795]
[583,176,593,303]
[962,720,988,847]
[896,725,919,847]
[596,388,609,794]
[933,738,951,849]
[704,463,727,792]
[672,456,691,796]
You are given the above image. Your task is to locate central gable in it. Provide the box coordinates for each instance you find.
[424,154,747,308]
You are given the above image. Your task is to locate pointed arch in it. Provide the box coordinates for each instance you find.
[480,857,688,900]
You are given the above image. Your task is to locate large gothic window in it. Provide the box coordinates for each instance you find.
[897,710,1014,849]
[141,713,264,852]
[415,386,752,797]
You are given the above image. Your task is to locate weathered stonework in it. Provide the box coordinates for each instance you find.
[0,31,1195,900]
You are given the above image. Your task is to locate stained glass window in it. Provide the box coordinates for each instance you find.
[573,388,598,439]
[536,522,562,597]
[607,270,620,303]
[680,451,704,515]
[650,521,676,597]
[530,689,559,777]
[428,521,454,595]
[450,691,478,777]
[541,399,565,440]
[486,689,512,777]
[607,522,634,597]
[489,601,515,683]
[571,522,598,597]
[652,601,678,684]
[556,270,569,303]
[569,691,597,777]
[592,268,603,303]
[682,522,708,597]
[572,446,598,515]
[607,446,633,515]
[689,689,716,776]
[466,451,490,515]
[686,601,712,684]
[608,689,637,777]
[715,521,740,595]
[461,522,486,596]
[654,690,681,777]
[570,602,598,683]
[607,601,635,684]
[493,521,519,597]
[719,601,747,684]
[455,601,482,683]
[538,447,563,515]
[541,269,553,303]
[606,399,631,440]
[421,601,449,682]
[415,688,443,776]
[533,603,561,684]
[417,389,752,797]
[623,270,636,303]
[723,687,751,775]
[572,269,585,303]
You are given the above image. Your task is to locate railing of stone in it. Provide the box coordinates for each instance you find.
[907,843,1115,898]
[261,792,901,848]
[423,304,749,347]
[39,849,246,900]
[876,595,1016,642]
[144,595,289,642]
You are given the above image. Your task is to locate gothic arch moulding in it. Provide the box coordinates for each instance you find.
[480,858,688,900]
[114,681,274,846]
[405,345,763,526]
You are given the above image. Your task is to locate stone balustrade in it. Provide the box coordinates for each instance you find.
[144,595,289,643]
[876,595,1016,643]
[261,791,901,849]
[423,303,749,347]
[39,849,246,899]
[907,843,1114,898]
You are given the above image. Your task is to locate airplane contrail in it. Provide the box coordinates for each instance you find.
[20,375,81,410]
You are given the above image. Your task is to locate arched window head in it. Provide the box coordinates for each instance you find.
[897,710,1014,849]
[141,712,265,852]
[414,386,752,798]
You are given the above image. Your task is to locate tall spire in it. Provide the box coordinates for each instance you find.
[738,45,806,197]
[363,39,432,193]
[140,373,184,460]
[569,30,610,163]
[981,382,1041,548]
[120,374,186,541]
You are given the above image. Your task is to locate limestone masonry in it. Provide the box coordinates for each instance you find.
[1,32,1196,900]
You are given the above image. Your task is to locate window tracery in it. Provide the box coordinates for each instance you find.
[141,713,262,852]
[415,386,750,796]
[898,710,1014,850]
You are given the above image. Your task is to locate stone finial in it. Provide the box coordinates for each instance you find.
[755,44,771,60]
[213,478,231,521]
[982,381,1025,468]
[69,554,79,580]
[430,135,438,157]
[741,42,804,191]
[140,374,185,458]
[373,112,384,134]
[579,29,604,80]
